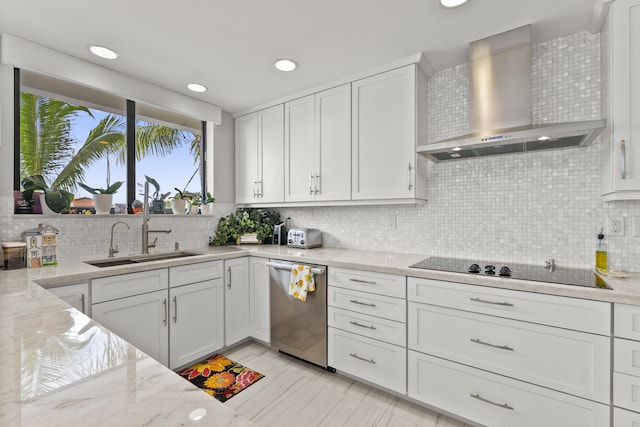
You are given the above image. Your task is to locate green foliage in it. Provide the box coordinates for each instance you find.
[21,175,74,213]
[78,181,123,195]
[209,208,281,246]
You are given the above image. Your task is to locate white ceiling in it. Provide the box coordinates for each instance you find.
[0,0,601,114]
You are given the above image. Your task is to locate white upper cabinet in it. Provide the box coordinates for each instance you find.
[603,0,640,200]
[351,65,428,201]
[235,105,284,204]
[284,84,351,202]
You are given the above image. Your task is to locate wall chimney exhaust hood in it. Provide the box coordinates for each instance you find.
[417,25,605,162]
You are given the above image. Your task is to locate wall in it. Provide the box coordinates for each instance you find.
[278,31,640,272]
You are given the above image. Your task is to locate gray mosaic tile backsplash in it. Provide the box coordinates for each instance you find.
[279,31,640,272]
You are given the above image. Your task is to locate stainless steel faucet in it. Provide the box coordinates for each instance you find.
[109,221,130,258]
[544,258,557,272]
[142,181,171,254]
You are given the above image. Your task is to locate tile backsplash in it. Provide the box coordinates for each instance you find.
[279,31,640,272]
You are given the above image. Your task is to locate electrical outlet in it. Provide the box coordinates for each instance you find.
[633,216,640,237]
[608,216,625,237]
[387,215,397,230]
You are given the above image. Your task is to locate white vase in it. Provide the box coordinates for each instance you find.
[38,192,57,215]
[93,194,113,215]
[199,204,209,215]
[189,203,199,215]
[172,199,187,215]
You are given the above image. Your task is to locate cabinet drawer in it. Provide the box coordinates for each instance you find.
[615,371,640,413]
[329,267,406,298]
[92,269,168,303]
[328,286,406,322]
[328,327,406,394]
[169,260,223,287]
[408,302,610,403]
[408,351,610,427]
[408,277,611,335]
[615,407,640,427]
[616,304,640,340]
[328,306,406,347]
[615,338,640,377]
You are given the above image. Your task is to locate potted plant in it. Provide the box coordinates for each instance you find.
[144,176,170,214]
[131,199,144,214]
[170,188,194,215]
[199,192,215,215]
[21,175,74,214]
[78,181,123,215]
[209,208,281,245]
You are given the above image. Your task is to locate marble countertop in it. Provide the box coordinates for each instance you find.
[2,244,640,426]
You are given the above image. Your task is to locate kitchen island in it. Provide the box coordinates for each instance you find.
[2,245,639,426]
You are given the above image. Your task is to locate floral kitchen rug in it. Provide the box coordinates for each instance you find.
[177,354,265,403]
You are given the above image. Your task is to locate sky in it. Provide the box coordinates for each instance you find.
[71,109,201,205]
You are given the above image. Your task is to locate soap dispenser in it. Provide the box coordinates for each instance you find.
[595,228,608,270]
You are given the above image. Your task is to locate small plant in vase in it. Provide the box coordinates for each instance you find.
[143,176,170,214]
[170,188,197,215]
[78,181,123,215]
[199,192,215,215]
[21,175,74,214]
[132,199,144,214]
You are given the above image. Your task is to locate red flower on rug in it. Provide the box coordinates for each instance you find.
[177,354,264,403]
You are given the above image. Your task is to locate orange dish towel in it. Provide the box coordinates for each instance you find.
[288,265,316,302]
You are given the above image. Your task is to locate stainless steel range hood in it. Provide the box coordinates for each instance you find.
[417,25,605,162]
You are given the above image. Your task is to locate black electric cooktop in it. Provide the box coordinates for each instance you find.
[409,257,610,289]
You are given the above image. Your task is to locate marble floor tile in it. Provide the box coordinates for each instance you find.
[221,342,470,427]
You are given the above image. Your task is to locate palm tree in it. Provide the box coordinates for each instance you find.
[20,92,93,185]
[20,93,200,194]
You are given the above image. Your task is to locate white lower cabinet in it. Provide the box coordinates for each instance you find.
[91,261,225,369]
[615,407,640,426]
[169,279,224,370]
[92,289,169,366]
[48,283,90,315]
[327,267,407,394]
[249,257,270,343]
[224,257,251,346]
[407,277,611,426]
[328,327,406,394]
[408,351,610,427]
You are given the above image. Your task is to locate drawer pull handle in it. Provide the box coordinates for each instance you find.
[349,353,376,364]
[349,321,377,330]
[470,393,514,411]
[349,299,377,308]
[470,338,514,351]
[470,297,514,307]
[349,278,377,285]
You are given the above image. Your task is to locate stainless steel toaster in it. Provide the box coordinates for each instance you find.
[287,228,322,249]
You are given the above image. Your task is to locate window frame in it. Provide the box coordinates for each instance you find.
[14,67,207,214]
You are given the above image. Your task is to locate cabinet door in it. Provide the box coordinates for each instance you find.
[606,0,640,199]
[258,104,284,203]
[284,95,316,202]
[315,84,351,201]
[48,283,90,315]
[352,65,416,200]
[92,290,169,366]
[224,258,250,346]
[249,257,270,343]
[169,279,224,370]
[235,112,259,204]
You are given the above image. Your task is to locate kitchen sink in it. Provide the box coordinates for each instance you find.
[85,251,204,268]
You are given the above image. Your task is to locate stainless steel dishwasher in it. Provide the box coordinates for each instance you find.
[267,259,331,370]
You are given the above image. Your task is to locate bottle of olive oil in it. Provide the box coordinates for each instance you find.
[595,229,608,271]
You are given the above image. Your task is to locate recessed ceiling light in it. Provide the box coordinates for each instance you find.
[440,0,470,8]
[452,147,462,151]
[275,58,297,72]
[187,83,207,93]
[89,45,119,60]
[537,135,550,141]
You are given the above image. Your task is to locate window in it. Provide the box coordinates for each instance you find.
[15,69,205,214]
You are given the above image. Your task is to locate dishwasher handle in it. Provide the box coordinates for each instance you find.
[266,261,326,275]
